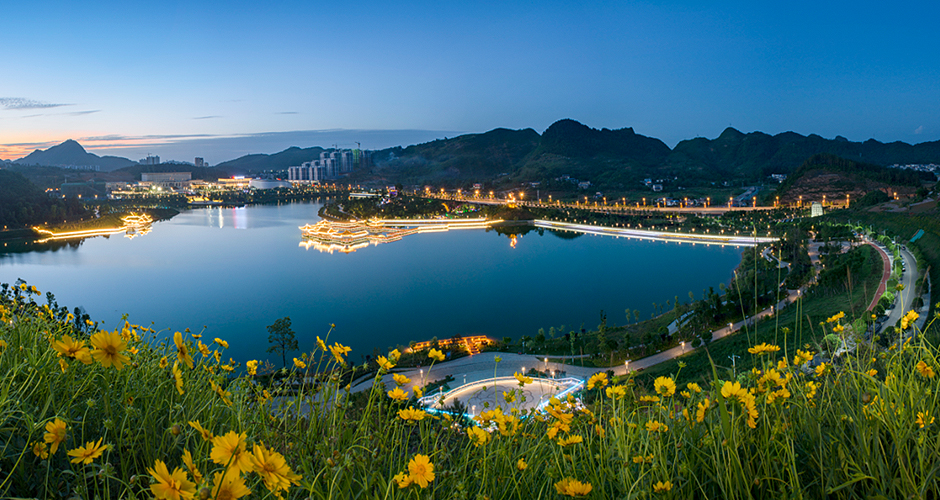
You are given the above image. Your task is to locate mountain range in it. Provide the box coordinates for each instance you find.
[10,121,940,187]
[14,140,137,171]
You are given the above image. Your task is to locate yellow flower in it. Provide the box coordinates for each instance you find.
[182,449,203,484]
[197,340,211,357]
[214,337,229,349]
[514,372,533,385]
[147,459,197,500]
[398,407,427,422]
[31,441,49,459]
[221,364,234,372]
[43,418,67,455]
[916,361,936,379]
[89,330,130,370]
[653,480,673,493]
[645,420,669,433]
[503,390,517,403]
[794,349,815,365]
[388,387,409,401]
[189,420,214,441]
[687,382,702,393]
[633,454,654,464]
[696,399,710,422]
[173,361,185,395]
[805,381,818,399]
[316,336,327,352]
[330,342,352,364]
[467,425,490,446]
[408,454,435,488]
[250,443,302,495]
[393,471,413,488]
[516,458,527,471]
[211,431,253,474]
[916,411,934,429]
[595,423,606,438]
[587,372,608,390]
[748,343,781,355]
[413,386,424,398]
[866,369,878,377]
[826,311,845,323]
[815,363,828,377]
[554,477,593,496]
[293,358,306,369]
[51,334,92,364]
[557,434,583,447]
[246,359,258,376]
[606,385,627,399]
[211,469,251,500]
[901,310,920,330]
[388,349,401,362]
[58,359,68,372]
[428,348,445,362]
[376,355,394,371]
[174,331,194,370]
[159,356,168,369]
[393,373,411,386]
[67,438,108,465]
[639,395,661,403]
[210,379,233,406]
[654,376,676,397]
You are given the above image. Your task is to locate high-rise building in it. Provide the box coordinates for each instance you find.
[195,157,205,167]
[139,155,160,165]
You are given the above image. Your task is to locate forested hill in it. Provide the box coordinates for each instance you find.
[354,120,940,189]
[215,146,326,174]
[667,128,940,181]
[0,170,87,228]
[772,153,935,205]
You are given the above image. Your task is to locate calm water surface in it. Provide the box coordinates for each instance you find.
[0,202,743,364]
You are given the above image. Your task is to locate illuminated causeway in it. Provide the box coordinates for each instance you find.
[533,220,777,247]
[33,213,154,243]
[418,376,584,417]
[298,218,501,254]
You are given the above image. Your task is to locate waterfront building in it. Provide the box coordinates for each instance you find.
[141,172,192,189]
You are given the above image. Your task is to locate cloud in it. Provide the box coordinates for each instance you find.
[0,97,71,110]
[193,115,222,120]
[914,125,925,135]
[65,110,100,116]
[276,111,299,115]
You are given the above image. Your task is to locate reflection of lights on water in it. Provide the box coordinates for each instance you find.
[33,213,154,243]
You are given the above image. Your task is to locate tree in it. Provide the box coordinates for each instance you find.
[266,317,298,368]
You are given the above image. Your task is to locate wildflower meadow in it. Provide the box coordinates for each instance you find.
[1,280,938,499]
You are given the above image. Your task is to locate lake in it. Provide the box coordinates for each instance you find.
[0,201,743,365]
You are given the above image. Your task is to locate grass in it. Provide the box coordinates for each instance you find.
[2,267,940,498]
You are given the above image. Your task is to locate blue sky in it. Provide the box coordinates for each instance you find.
[2,0,938,163]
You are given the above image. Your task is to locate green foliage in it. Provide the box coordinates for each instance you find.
[0,170,89,228]
[266,316,298,368]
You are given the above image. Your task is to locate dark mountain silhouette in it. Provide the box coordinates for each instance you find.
[215,146,326,174]
[14,140,135,171]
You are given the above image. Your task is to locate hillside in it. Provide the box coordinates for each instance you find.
[668,128,940,181]
[0,170,88,228]
[358,120,940,189]
[215,145,326,174]
[364,128,540,185]
[14,140,136,171]
[772,153,934,205]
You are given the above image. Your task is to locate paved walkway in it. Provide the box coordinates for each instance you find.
[867,241,892,311]
[879,245,920,334]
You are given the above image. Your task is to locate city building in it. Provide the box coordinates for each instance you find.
[217,177,251,189]
[195,157,205,167]
[288,149,371,184]
[139,155,160,165]
[811,202,824,217]
[141,172,191,188]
